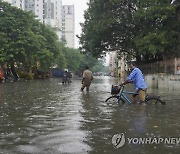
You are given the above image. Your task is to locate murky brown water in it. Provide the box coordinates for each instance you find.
[0,77,179,154]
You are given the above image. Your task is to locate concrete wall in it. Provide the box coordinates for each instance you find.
[145,74,180,90]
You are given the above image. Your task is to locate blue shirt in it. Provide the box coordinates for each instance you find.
[126,67,147,91]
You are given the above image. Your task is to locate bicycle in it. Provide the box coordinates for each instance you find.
[105,85,165,105]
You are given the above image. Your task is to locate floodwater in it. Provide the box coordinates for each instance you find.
[0,76,179,154]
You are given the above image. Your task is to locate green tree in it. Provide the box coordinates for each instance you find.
[79,0,135,57]
[79,0,179,63]
[62,47,106,73]
[133,0,179,63]
[63,47,82,71]
[0,0,66,71]
[91,60,107,72]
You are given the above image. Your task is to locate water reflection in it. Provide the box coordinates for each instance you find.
[0,77,179,154]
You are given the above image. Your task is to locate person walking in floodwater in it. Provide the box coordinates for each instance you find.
[81,66,93,92]
[67,71,72,84]
[62,70,68,84]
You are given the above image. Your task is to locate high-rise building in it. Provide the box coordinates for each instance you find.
[24,0,62,39]
[4,0,25,9]
[3,0,75,48]
[43,0,62,31]
[3,0,62,40]
[24,0,44,22]
[62,5,75,48]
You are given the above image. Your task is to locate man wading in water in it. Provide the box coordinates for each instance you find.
[120,61,147,104]
[81,66,93,92]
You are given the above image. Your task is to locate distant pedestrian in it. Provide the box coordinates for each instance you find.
[81,66,93,91]
[67,71,72,84]
[62,71,68,84]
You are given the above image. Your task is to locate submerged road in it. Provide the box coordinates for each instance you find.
[0,76,179,154]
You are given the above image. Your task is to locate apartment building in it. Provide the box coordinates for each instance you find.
[108,52,128,78]
[3,0,63,40]
[109,52,117,77]
[62,5,75,48]
[5,0,25,9]
[43,0,62,30]
[24,0,44,22]
[24,0,62,39]
[3,0,75,48]
[117,54,127,79]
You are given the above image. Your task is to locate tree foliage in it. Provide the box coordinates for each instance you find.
[64,47,82,71]
[63,47,105,73]
[0,0,106,74]
[79,0,179,63]
[0,0,66,70]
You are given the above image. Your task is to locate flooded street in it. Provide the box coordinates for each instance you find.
[0,76,179,154]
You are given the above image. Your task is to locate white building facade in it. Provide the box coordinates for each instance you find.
[109,52,117,77]
[108,52,128,78]
[24,0,44,22]
[3,0,63,41]
[5,0,25,9]
[62,5,75,48]
[3,0,75,48]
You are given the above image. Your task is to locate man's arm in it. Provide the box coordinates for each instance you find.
[120,69,136,86]
[91,74,93,80]
[82,71,85,84]
[82,77,85,84]
[120,80,133,86]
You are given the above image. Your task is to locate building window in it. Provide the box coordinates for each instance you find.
[68,11,72,14]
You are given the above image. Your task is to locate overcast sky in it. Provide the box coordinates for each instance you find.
[62,0,89,48]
